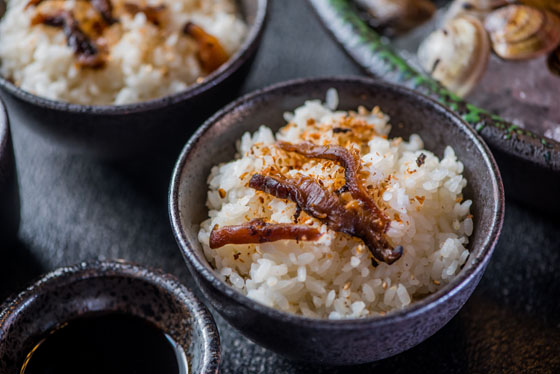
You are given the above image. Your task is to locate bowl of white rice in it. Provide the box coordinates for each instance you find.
[169,77,504,364]
[0,0,267,158]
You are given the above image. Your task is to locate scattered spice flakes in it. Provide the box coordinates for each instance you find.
[218,188,226,199]
[456,196,463,203]
[433,280,441,286]
[233,252,241,260]
[415,195,425,205]
[394,212,402,223]
[382,281,388,289]
[416,153,427,167]
[344,282,351,290]
[466,214,474,219]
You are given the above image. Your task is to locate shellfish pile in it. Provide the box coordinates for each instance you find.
[417,0,560,96]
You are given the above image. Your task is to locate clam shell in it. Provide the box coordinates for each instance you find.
[418,15,490,97]
[355,0,436,35]
[485,5,560,60]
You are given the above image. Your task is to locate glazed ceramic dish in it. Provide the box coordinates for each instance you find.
[0,261,220,374]
[0,0,268,158]
[307,0,560,213]
[169,77,505,364]
[0,96,19,242]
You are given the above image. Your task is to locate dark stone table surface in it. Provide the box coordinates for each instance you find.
[2,1,559,373]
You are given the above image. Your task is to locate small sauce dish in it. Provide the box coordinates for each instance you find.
[0,261,220,373]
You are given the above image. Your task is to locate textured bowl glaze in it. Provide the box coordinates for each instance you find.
[0,261,220,373]
[0,0,268,158]
[169,77,505,365]
[0,96,19,242]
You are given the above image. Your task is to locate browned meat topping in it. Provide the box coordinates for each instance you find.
[416,153,427,167]
[123,2,166,26]
[31,10,106,68]
[276,141,389,228]
[249,173,403,266]
[209,219,322,249]
[183,22,229,74]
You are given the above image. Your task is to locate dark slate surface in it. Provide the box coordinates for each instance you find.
[2,1,560,373]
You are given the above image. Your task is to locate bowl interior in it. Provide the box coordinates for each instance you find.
[0,0,267,112]
[172,77,503,322]
[0,262,219,373]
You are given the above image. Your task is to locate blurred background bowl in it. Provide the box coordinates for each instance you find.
[0,0,268,159]
[169,77,505,365]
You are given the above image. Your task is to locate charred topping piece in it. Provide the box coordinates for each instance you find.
[416,153,427,167]
[31,10,106,68]
[249,173,403,265]
[209,219,322,249]
[276,141,389,230]
[123,2,166,26]
[183,22,229,73]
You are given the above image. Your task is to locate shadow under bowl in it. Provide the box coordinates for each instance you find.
[0,261,220,373]
[169,77,505,365]
[0,0,268,159]
[0,95,19,242]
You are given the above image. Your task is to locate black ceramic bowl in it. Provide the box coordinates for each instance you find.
[0,0,267,158]
[169,77,505,365]
[0,96,19,242]
[0,261,220,373]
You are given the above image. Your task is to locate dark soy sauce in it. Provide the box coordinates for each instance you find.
[21,313,188,374]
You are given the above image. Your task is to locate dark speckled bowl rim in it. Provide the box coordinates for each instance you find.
[169,76,505,329]
[0,260,221,373]
[0,0,268,114]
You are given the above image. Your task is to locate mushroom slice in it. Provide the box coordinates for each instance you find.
[183,22,229,74]
[209,219,322,249]
[249,174,403,266]
[418,15,490,97]
[354,0,436,36]
[31,10,106,68]
[484,4,560,60]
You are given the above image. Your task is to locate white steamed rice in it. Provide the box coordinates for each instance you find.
[0,0,246,105]
[199,90,473,319]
